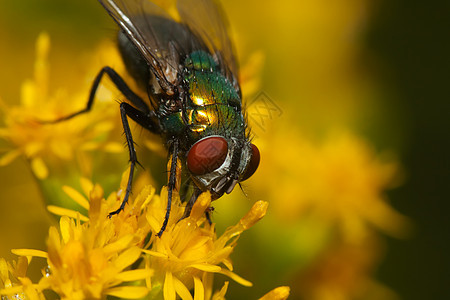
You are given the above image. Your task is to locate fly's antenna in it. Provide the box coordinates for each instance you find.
[238,182,249,198]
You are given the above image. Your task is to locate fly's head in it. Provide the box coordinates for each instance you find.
[186,135,260,199]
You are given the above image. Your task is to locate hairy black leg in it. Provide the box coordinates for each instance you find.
[91,67,151,114]
[108,102,141,217]
[43,66,152,123]
[40,66,162,217]
[119,101,160,133]
[157,140,179,237]
[108,102,163,216]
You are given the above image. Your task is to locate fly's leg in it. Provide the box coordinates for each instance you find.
[42,66,153,123]
[157,140,180,237]
[88,66,152,116]
[205,208,213,225]
[108,102,162,217]
[179,187,213,225]
[108,102,142,217]
[41,66,161,217]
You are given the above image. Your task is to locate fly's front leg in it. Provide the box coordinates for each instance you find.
[157,140,179,237]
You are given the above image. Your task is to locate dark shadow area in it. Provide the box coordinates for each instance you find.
[367,1,450,298]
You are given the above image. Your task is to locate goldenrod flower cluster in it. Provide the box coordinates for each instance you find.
[0,0,411,297]
[0,33,288,299]
[4,171,276,299]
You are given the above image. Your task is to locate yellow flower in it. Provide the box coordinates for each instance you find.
[10,166,270,299]
[0,28,274,296]
[253,126,410,242]
[292,235,399,300]
[16,173,152,299]
[0,32,123,180]
[144,189,268,299]
[40,217,149,299]
[0,256,44,300]
[48,169,153,248]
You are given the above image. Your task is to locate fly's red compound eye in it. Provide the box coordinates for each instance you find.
[241,143,260,181]
[187,137,228,175]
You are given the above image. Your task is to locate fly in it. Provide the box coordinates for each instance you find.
[60,0,260,236]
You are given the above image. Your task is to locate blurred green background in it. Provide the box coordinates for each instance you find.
[0,0,448,299]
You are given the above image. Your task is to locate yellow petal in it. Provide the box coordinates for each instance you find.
[106,286,149,299]
[81,178,95,200]
[219,269,252,287]
[104,142,124,153]
[139,185,156,211]
[0,149,21,166]
[15,256,28,278]
[258,286,290,300]
[11,249,47,259]
[202,272,214,300]
[163,271,176,300]
[103,235,134,256]
[240,201,268,230]
[47,205,89,222]
[113,246,141,271]
[210,247,234,267]
[193,276,204,300]
[0,286,23,295]
[145,257,153,291]
[21,80,36,108]
[36,32,50,76]
[190,192,211,220]
[222,258,233,271]
[30,157,48,179]
[88,184,104,218]
[115,269,154,282]
[142,249,168,259]
[189,264,221,273]
[24,143,42,158]
[120,167,131,190]
[59,216,71,244]
[22,283,42,300]
[173,276,193,300]
[212,281,229,300]
[62,185,90,210]
[0,259,8,279]
[47,226,61,253]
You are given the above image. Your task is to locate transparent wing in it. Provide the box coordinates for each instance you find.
[100,0,203,93]
[177,0,240,90]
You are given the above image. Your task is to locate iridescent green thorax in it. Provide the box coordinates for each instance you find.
[161,51,245,146]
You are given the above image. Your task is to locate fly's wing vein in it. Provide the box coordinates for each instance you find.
[177,0,240,91]
[100,0,205,93]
